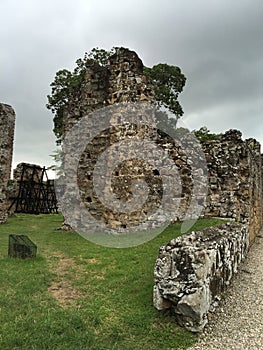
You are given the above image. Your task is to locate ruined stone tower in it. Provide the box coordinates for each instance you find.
[62,47,154,135]
[0,103,15,223]
[61,48,166,231]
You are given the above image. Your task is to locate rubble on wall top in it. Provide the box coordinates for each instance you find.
[222,129,242,141]
[0,103,16,114]
[109,47,144,73]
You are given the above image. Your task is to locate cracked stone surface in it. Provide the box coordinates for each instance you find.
[153,223,250,332]
[186,232,263,350]
[0,103,15,223]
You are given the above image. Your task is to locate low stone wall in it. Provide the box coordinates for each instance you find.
[153,222,249,332]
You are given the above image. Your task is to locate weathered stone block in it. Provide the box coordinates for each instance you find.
[153,223,249,332]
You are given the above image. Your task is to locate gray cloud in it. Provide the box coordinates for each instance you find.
[0,0,262,177]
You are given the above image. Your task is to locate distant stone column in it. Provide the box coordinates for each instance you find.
[0,103,15,223]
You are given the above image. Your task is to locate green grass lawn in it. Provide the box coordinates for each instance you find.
[0,214,224,350]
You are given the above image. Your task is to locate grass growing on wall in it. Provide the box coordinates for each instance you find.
[0,214,224,350]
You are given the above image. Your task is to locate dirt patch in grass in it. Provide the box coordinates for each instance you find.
[48,281,82,307]
[86,258,100,264]
[47,252,84,308]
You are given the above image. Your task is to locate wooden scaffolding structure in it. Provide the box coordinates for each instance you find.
[9,164,58,214]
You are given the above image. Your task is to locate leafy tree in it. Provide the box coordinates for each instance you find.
[47,147,64,176]
[194,126,222,141]
[144,64,186,122]
[47,47,186,144]
[47,48,114,144]
[47,69,74,142]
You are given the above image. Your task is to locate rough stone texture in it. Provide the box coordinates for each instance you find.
[62,47,154,135]
[153,222,249,332]
[60,48,263,334]
[0,103,15,223]
[8,163,44,210]
[7,163,44,214]
[202,130,262,243]
[61,49,262,236]
[187,232,263,350]
[61,48,161,231]
[13,162,43,182]
[61,48,208,231]
[7,163,58,215]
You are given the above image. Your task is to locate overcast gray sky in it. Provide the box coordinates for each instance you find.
[1,0,262,177]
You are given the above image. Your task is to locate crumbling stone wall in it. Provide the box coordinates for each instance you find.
[6,163,44,215]
[7,163,58,215]
[61,48,207,231]
[202,130,262,243]
[247,139,263,241]
[61,48,263,236]
[153,130,263,332]
[61,48,263,332]
[153,222,249,332]
[62,47,154,135]
[62,48,159,230]
[0,103,15,223]
[13,162,43,182]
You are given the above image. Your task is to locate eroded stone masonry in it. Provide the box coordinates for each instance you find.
[0,103,15,223]
[61,48,263,236]
[202,130,262,243]
[61,48,159,231]
[153,223,249,332]
[61,48,263,331]
[153,129,263,332]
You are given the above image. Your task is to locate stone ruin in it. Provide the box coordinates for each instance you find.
[61,48,159,231]
[7,163,58,215]
[60,48,263,332]
[0,103,15,223]
[1,48,262,332]
[202,130,262,242]
[153,222,249,332]
[61,48,207,231]
[61,47,263,238]
[0,104,57,219]
[62,47,154,135]
[153,130,263,331]
[7,163,44,214]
